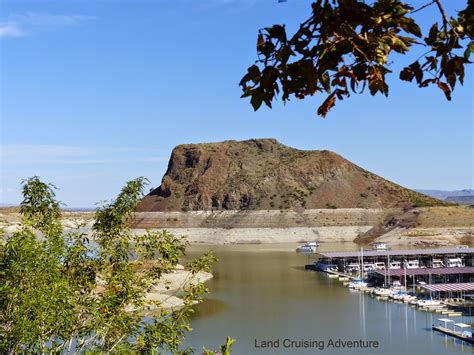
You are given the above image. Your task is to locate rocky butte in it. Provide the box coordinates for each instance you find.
[137,138,442,212]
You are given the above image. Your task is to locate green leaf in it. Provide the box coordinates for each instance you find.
[464,41,474,60]
[391,37,408,53]
[406,20,421,37]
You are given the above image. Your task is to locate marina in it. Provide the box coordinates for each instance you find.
[313,247,474,287]
[183,243,474,354]
[305,245,474,347]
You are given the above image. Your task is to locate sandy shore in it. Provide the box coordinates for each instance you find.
[143,266,213,311]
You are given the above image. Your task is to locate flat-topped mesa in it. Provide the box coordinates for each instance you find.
[137,138,445,212]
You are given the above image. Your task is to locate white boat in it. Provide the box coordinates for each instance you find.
[373,288,391,296]
[345,263,360,273]
[391,280,401,287]
[390,290,411,301]
[371,242,388,250]
[389,261,401,270]
[428,259,445,268]
[296,241,319,253]
[402,294,417,302]
[445,257,464,268]
[348,279,368,289]
[416,298,441,307]
[404,260,420,269]
[363,263,375,272]
[374,262,386,270]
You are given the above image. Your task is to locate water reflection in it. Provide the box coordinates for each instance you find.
[192,298,228,319]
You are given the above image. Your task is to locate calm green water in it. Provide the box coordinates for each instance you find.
[182,243,473,355]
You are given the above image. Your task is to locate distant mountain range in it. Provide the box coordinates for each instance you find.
[416,189,474,205]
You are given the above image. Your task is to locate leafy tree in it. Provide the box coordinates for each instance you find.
[0,177,233,354]
[240,0,473,116]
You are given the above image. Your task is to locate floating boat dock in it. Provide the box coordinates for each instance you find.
[313,247,474,287]
[432,319,474,344]
[316,247,474,259]
[305,247,474,315]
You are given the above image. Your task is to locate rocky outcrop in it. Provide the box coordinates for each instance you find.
[137,139,446,212]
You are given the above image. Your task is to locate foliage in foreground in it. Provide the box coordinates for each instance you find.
[0,176,233,354]
[240,0,473,116]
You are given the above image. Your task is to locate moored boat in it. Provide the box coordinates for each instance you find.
[373,287,391,296]
[390,290,407,300]
[347,278,368,289]
[416,298,441,307]
[296,241,319,253]
[371,242,389,250]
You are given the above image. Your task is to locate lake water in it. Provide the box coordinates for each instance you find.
[182,243,473,355]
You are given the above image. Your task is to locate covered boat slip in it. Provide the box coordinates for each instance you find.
[370,267,474,287]
[421,283,474,306]
[317,247,474,259]
[313,247,474,301]
[315,247,474,273]
[423,282,474,292]
[422,283,474,299]
[373,267,474,277]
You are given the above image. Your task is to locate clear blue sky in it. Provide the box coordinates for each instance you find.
[1,0,472,207]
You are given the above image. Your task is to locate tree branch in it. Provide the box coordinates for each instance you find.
[410,1,436,15]
[434,0,449,34]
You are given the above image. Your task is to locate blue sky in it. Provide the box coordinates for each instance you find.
[1,0,472,207]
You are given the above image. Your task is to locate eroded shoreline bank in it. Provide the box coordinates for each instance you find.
[1,207,472,247]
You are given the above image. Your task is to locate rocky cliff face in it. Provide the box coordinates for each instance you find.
[137,139,445,211]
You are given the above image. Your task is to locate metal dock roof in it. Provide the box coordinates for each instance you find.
[317,247,474,259]
[372,266,474,277]
[422,282,474,292]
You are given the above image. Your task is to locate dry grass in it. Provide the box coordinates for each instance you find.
[0,207,94,227]
[417,206,474,228]
[0,207,21,225]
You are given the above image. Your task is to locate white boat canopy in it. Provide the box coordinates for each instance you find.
[438,318,454,323]
[454,323,471,328]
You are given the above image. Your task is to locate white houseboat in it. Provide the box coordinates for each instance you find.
[296,241,319,253]
[371,242,388,250]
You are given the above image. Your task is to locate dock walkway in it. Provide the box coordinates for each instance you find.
[432,325,474,344]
